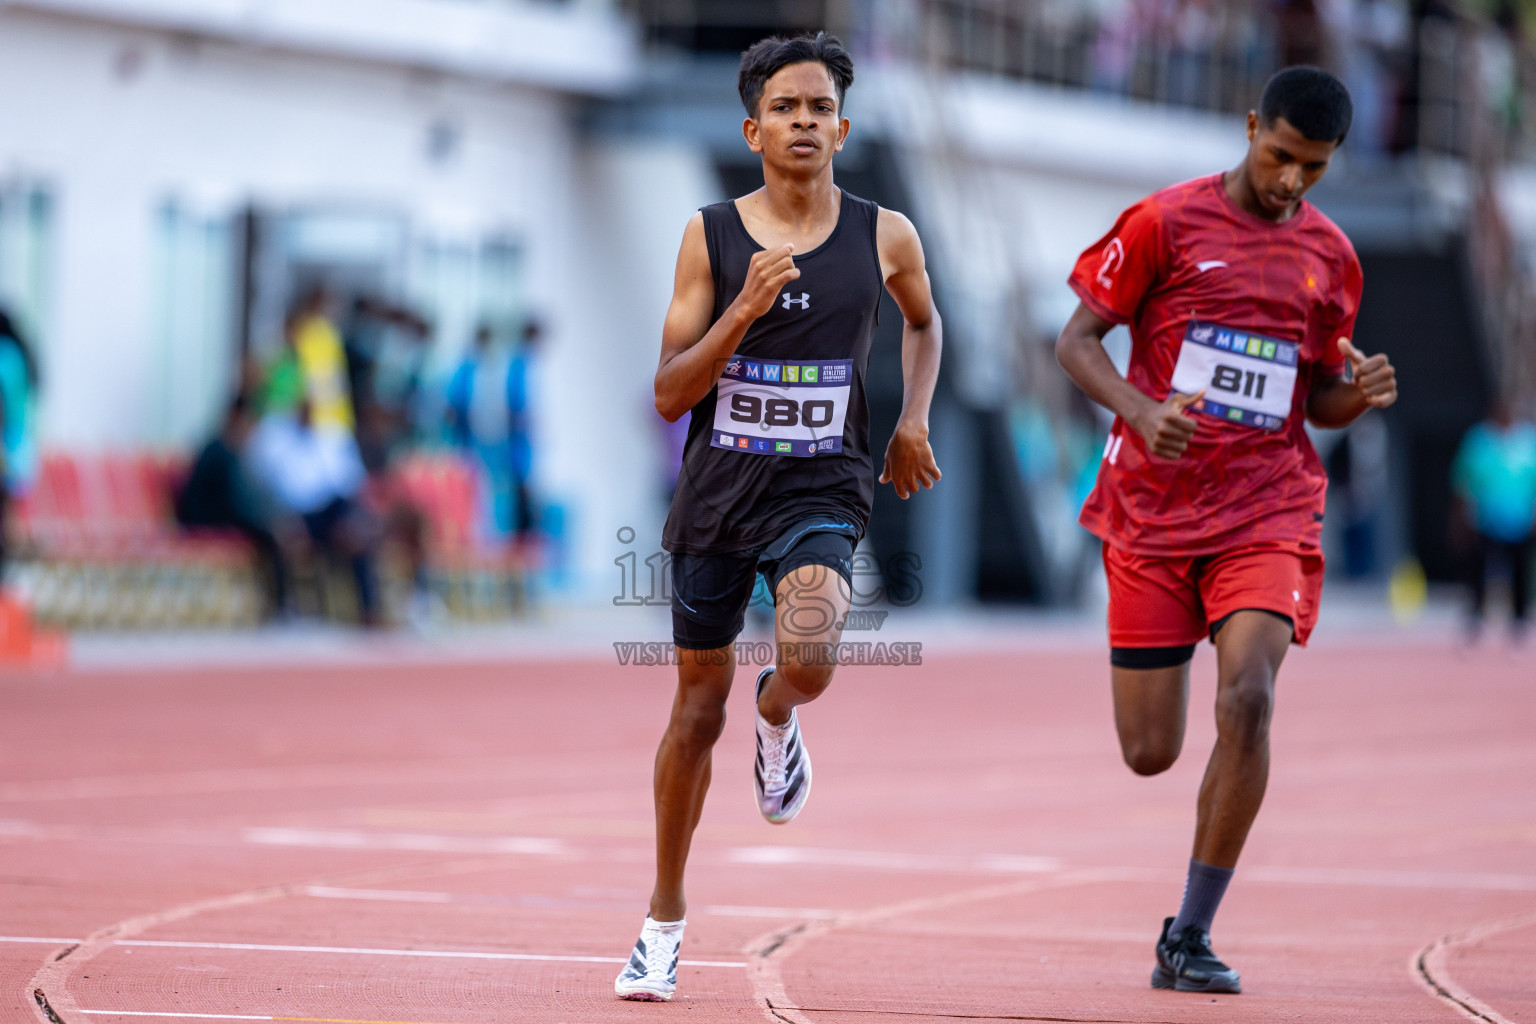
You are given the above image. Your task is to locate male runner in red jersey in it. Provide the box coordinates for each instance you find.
[1056,67,1398,993]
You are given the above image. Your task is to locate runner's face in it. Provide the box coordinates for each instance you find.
[745,62,848,171]
[1243,113,1338,218]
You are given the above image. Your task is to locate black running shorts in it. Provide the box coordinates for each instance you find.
[670,518,858,650]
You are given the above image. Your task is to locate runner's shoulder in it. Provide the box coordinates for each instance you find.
[1301,202,1361,267]
[675,211,711,275]
[875,204,920,249]
[1142,174,1220,220]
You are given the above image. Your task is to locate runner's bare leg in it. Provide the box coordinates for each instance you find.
[649,645,735,921]
[1111,664,1190,776]
[1192,610,1292,868]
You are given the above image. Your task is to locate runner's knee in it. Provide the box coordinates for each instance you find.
[774,658,835,700]
[1215,678,1273,750]
[1122,737,1180,776]
[672,699,727,749]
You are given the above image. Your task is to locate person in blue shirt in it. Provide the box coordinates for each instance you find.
[0,308,39,591]
[445,320,539,541]
[1452,398,1536,642]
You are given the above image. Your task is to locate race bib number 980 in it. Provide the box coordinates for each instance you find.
[1170,321,1299,431]
[711,358,852,458]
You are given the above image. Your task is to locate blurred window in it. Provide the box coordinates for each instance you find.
[0,183,53,364]
[152,201,239,445]
[408,235,524,378]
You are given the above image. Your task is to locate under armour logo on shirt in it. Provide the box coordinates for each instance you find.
[781,293,810,310]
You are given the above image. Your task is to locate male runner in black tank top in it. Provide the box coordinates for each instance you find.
[615,33,944,1002]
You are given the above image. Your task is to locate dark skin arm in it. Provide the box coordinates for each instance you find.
[1055,303,1205,460]
[874,208,942,499]
[1305,338,1398,428]
[653,213,800,423]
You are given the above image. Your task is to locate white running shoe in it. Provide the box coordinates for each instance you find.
[614,916,684,1001]
[754,666,812,824]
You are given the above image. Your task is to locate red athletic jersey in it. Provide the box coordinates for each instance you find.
[1070,173,1363,557]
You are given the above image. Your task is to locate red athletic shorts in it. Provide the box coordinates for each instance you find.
[1102,541,1325,649]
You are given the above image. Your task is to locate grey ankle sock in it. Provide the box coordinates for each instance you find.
[1170,858,1233,936]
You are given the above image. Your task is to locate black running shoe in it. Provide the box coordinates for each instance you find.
[1151,916,1242,993]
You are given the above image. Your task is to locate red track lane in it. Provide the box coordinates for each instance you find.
[1,640,1533,1023]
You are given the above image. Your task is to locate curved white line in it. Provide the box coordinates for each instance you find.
[743,868,1125,1023]
[1413,909,1536,1023]
[26,855,571,1023]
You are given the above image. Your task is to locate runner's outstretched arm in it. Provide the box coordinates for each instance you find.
[1056,302,1204,461]
[654,213,802,422]
[1305,337,1397,428]
[875,209,942,499]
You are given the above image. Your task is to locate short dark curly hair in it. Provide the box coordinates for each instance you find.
[738,32,854,118]
[1259,66,1353,144]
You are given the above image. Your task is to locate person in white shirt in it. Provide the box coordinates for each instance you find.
[247,399,382,626]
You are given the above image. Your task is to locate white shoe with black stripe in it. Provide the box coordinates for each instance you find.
[614,916,683,1001]
[754,666,812,824]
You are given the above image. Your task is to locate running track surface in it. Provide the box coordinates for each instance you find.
[2,636,1533,1023]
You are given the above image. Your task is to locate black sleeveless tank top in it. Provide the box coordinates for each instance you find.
[662,191,883,555]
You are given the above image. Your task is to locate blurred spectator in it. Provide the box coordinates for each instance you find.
[1325,414,1392,578]
[343,295,389,418]
[288,286,355,435]
[1168,0,1218,108]
[343,296,431,428]
[1477,0,1524,157]
[1332,0,1411,160]
[447,319,540,541]
[248,399,382,627]
[261,311,306,415]
[506,319,540,540]
[0,308,39,590]
[1392,0,1464,153]
[1091,0,1143,94]
[175,395,292,619]
[1275,0,1333,67]
[357,400,439,628]
[1451,398,1536,642]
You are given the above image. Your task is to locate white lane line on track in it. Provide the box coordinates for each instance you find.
[0,936,743,968]
[1413,909,1536,1024]
[1248,865,1536,892]
[243,828,564,855]
[11,815,1536,892]
[304,887,454,903]
[79,1013,271,1021]
[79,1013,469,1024]
[699,905,840,919]
[118,939,745,967]
[303,887,838,919]
[727,845,1061,873]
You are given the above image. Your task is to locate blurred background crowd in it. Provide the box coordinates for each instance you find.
[0,0,1532,644]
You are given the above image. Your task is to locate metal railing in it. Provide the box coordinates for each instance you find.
[871,0,1279,115]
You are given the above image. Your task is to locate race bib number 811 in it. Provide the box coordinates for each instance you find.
[1170,321,1299,431]
[711,358,852,458]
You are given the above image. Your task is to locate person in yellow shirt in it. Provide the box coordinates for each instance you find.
[289,287,355,435]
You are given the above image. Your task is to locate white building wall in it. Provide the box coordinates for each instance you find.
[0,9,582,447]
[0,6,702,598]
